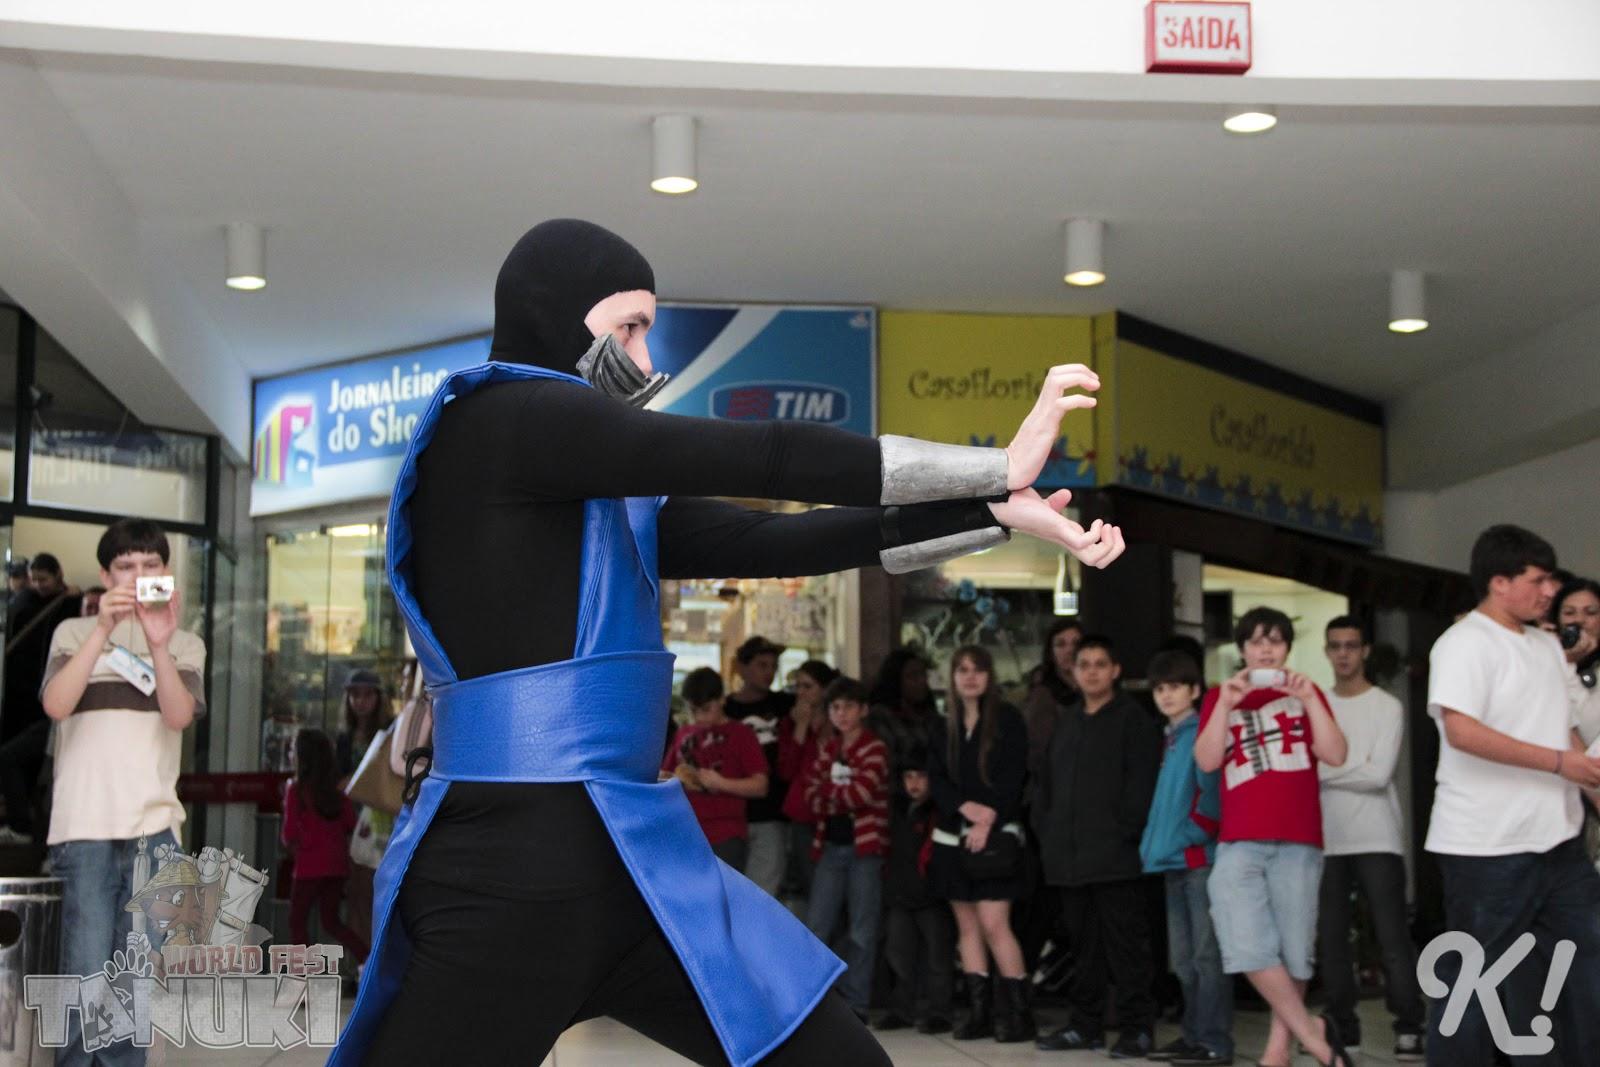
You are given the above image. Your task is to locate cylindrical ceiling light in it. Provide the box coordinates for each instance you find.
[1063,218,1106,287]
[1389,269,1429,333]
[1223,104,1278,135]
[224,222,266,291]
[650,115,699,195]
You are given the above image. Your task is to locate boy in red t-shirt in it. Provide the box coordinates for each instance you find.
[1194,607,1351,1067]
[662,667,769,872]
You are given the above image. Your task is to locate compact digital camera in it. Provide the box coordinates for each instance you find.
[1247,668,1287,689]
[135,575,175,604]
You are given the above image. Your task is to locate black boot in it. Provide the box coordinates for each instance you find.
[992,977,1037,1043]
[952,973,993,1040]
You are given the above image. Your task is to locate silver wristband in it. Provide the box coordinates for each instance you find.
[880,526,1011,575]
[879,435,1009,506]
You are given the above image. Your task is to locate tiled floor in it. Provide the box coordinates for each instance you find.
[158,998,1409,1065]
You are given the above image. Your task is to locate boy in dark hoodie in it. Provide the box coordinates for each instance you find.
[1139,651,1231,1066]
[876,745,955,1035]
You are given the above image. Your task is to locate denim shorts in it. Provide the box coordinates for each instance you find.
[1207,840,1323,979]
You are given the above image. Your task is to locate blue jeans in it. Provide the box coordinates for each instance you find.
[50,831,177,1067]
[1428,836,1600,1066]
[805,844,882,1012]
[1208,840,1323,979]
[1166,867,1233,1058]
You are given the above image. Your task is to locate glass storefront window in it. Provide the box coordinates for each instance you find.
[0,306,17,502]
[263,521,406,768]
[28,330,207,524]
[900,528,1071,700]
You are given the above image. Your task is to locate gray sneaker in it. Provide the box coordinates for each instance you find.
[1394,1032,1424,1061]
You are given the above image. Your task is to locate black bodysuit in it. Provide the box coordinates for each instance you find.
[367,377,998,1064]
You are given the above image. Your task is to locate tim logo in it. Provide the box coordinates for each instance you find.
[1418,932,1576,1055]
[710,383,849,424]
[253,400,316,486]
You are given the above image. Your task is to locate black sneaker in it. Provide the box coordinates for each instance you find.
[873,1012,912,1031]
[1035,1025,1104,1051]
[1110,1030,1155,1059]
[915,1015,951,1035]
[1394,1032,1425,1061]
[1148,1037,1199,1061]
[1171,1049,1234,1066]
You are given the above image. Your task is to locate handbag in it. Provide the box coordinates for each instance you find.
[957,825,1023,881]
[346,726,405,815]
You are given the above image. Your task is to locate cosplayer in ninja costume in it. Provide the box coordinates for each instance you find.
[331,219,1125,1067]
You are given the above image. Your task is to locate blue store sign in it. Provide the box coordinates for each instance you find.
[250,305,875,515]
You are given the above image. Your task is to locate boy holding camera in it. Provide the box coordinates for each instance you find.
[878,745,954,1035]
[41,519,204,1067]
[1194,607,1349,1067]
[661,667,769,872]
[1139,650,1231,1066]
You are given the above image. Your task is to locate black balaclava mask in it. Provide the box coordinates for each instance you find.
[489,219,667,404]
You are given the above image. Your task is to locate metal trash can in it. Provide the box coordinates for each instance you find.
[0,877,61,1066]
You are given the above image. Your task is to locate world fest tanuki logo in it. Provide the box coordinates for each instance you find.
[25,841,347,1053]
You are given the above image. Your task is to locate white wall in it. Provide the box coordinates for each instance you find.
[1384,434,1600,580]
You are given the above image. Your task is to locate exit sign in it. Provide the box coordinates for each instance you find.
[1146,2,1252,74]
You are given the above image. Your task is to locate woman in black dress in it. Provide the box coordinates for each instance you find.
[927,644,1033,1044]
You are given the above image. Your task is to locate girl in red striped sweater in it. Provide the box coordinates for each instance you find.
[802,676,890,1021]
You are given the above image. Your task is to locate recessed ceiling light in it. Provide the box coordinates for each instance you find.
[1063,219,1106,287]
[1389,269,1429,333]
[224,222,266,291]
[651,115,699,195]
[1223,105,1278,135]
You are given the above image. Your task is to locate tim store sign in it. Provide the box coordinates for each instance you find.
[1145,2,1252,75]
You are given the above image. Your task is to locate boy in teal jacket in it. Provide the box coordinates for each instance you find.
[1139,651,1231,1065]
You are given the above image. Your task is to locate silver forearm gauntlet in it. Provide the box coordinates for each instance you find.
[880,527,1011,575]
[879,435,1009,505]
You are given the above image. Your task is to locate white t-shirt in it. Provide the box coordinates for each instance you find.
[1319,686,1406,857]
[1425,610,1580,857]
[44,617,206,845]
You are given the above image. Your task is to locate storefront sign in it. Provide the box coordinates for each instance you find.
[250,336,491,515]
[1145,1,1252,74]
[1099,338,1384,545]
[250,305,874,515]
[879,312,1098,488]
[646,305,874,435]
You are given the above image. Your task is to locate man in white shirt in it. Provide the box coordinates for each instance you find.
[1317,616,1424,1062]
[1425,525,1600,1065]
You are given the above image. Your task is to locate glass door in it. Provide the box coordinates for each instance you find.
[262,521,404,769]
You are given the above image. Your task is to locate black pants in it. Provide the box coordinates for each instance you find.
[884,903,954,1021]
[1317,851,1424,1042]
[0,720,48,835]
[1058,878,1155,1034]
[364,871,891,1066]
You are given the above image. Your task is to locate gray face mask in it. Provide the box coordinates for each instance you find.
[575,333,670,408]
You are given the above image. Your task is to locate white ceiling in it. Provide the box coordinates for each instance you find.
[24,51,1600,404]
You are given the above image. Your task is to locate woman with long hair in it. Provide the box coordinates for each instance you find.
[336,669,393,779]
[283,729,368,964]
[927,645,1033,1043]
[866,648,943,777]
[1022,619,1082,779]
[1554,578,1600,744]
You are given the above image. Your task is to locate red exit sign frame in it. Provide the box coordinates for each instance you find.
[1146,1,1253,75]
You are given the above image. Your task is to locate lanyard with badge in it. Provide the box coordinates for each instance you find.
[104,582,165,696]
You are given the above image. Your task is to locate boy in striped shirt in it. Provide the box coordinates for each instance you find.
[803,676,890,1021]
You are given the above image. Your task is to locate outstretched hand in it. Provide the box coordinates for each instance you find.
[1004,364,1099,491]
[988,488,1125,569]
